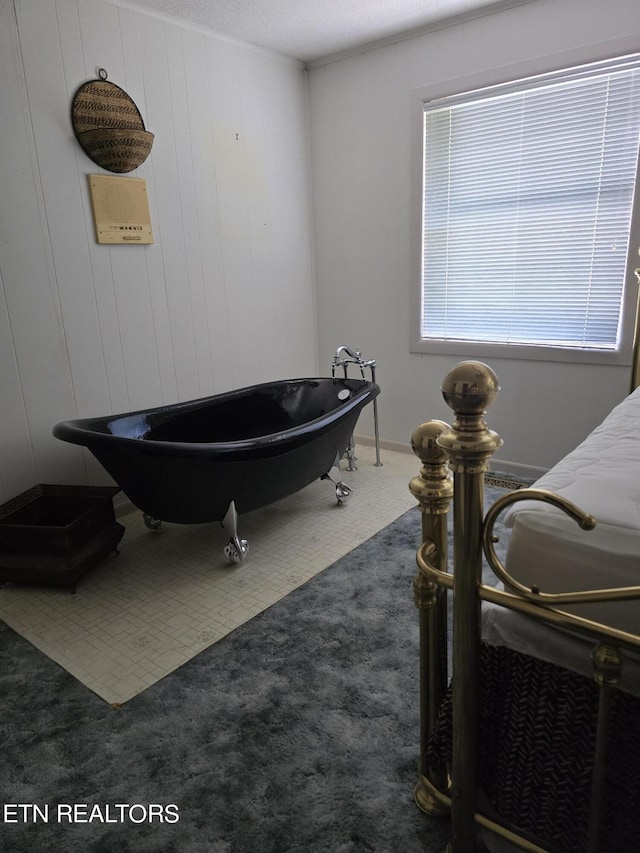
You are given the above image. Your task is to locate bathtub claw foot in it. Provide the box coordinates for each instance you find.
[336,482,352,504]
[321,469,353,505]
[221,500,248,564]
[224,538,249,564]
[143,514,162,531]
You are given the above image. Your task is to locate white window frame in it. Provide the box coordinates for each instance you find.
[410,49,640,365]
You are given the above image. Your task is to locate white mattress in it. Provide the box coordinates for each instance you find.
[481,386,640,692]
[504,384,640,531]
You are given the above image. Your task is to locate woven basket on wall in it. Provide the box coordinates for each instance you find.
[71,75,154,173]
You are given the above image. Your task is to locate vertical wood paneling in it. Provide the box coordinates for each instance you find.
[206,40,260,388]
[1,0,316,501]
[181,28,233,394]
[237,50,318,380]
[0,3,38,504]
[58,3,156,479]
[164,25,213,398]
[1,0,84,487]
[235,49,279,382]
[77,0,164,412]
[20,0,109,421]
[0,270,36,504]
[140,17,200,403]
[18,0,119,487]
[271,68,317,376]
[52,0,123,484]
[55,0,130,419]
[118,6,178,407]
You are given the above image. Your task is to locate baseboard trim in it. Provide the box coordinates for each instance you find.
[114,495,136,518]
[354,434,546,482]
[490,458,546,481]
[354,434,413,456]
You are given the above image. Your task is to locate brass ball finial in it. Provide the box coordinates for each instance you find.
[408,419,453,515]
[437,361,502,472]
[441,361,500,416]
[410,419,449,466]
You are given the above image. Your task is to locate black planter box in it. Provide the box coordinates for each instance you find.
[0,485,124,589]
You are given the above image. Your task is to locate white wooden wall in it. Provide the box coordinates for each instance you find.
[0,0,317,504]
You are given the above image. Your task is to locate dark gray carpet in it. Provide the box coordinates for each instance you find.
[0,483,515,853]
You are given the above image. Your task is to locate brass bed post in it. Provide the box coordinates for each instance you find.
[587,643,622,853]
[437,362,502,853]
[410,420,454,815]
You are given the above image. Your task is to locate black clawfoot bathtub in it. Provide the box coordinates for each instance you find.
[53,377,379,562]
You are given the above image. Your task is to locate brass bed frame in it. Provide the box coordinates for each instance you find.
[409,361,640,853]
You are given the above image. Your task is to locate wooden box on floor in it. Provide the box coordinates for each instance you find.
[0,485,124,590]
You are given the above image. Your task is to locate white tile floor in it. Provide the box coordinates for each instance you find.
[0,445,421,705]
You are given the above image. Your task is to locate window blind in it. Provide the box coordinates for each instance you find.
[421,56,640,351]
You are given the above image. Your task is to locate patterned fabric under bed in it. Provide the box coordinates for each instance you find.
[427,644,640,852]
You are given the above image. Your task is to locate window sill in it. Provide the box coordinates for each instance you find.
[410,337,632,366]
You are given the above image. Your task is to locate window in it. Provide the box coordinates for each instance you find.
[415,55,640,363]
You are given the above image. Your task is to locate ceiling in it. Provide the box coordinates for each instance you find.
[128,0,528,64]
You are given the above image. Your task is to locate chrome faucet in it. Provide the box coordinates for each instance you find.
[332,345,377,378]
[333,345,362,362]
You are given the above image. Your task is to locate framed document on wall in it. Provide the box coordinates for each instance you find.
[87,174,153,244]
